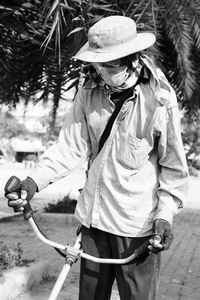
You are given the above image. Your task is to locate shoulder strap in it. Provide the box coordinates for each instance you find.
[98,87,134,153]
[98,66,151,154]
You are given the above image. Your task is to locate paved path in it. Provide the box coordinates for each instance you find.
[1,163,200,299]
[1,206,200,300]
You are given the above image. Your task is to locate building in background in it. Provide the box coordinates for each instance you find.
[0,88,75,165]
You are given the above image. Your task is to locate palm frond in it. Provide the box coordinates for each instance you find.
[185,0,200,50]
[1,0,200,117]
[155,0,198,102]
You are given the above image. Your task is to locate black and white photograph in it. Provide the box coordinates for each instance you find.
[0,1,199,299]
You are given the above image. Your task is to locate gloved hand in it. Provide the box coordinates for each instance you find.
[4,176,38,212]
[148,219,174,254]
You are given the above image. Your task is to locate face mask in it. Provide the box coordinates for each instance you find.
[93,65,129,87]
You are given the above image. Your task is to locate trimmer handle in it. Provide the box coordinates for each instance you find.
[134,240,150,258]
[4,175,34,220]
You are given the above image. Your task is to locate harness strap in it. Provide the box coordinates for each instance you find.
[98,87,134,153]
[98,66,150,153]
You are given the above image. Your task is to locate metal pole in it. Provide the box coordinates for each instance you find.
[48,234,82,300]
[48,262,72,300]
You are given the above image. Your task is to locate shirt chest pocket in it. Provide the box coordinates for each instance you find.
[119,133,152,169]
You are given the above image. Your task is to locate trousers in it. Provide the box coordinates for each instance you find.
[78,226,161,300]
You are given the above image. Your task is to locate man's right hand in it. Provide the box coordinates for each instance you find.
[4,176,38,212]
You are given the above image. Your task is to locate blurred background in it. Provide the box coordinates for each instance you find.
[1,2,200,299]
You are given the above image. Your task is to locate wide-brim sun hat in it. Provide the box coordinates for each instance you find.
[73,15,156,63]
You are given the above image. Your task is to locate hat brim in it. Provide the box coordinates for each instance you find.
[73,32,156,63]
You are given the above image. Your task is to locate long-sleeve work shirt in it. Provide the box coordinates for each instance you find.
[30,55,189,237]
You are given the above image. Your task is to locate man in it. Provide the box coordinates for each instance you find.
[5,15,188,300]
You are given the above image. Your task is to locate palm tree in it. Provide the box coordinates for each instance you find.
[0,0,200,119]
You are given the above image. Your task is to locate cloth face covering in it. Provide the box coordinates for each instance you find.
[94,65,129,87]
[93,57,140,91]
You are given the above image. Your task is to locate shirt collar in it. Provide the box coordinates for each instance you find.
[140,54,160,85]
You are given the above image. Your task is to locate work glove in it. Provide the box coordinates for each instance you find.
[148,219,174,254]
[4,176,38,212]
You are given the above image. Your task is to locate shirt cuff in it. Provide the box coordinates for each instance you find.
[154,191,181,224]
[29,166,56,191]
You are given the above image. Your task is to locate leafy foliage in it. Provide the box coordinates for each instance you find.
[0,0,80,122]
[0,0,200,116]
[44,195,77,213]
[0,242,21,275]
[155,0,200,106]
[0,110,28,138]
[0,241,34,275]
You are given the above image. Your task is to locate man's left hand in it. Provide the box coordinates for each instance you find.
[148,219,174,254]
